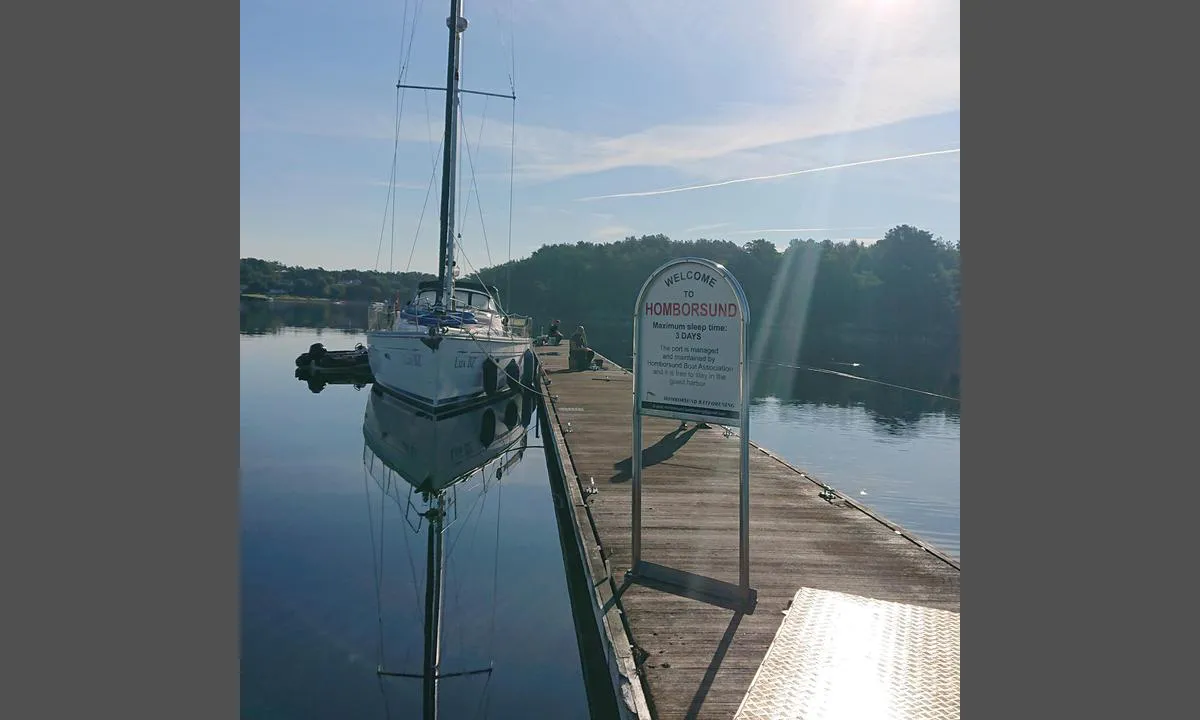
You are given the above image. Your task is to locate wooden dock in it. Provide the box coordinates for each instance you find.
[534,346,960,720]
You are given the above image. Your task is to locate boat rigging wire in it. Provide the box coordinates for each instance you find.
[505,97,516,310]
[457,98,495,268]
[369,448,510,713]
[364,462,388,668]
[376,0,427,273]
[366,461,430,673]
[405,93,445,273]
[501,0,518,308]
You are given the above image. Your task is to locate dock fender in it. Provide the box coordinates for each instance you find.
[520,389,535,427]
[480,408,497,446]
[504,359,521,390]
[521,349,540,390]
[482,357,499,395]
[504,398,520,428]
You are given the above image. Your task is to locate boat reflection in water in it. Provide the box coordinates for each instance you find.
[295,364,373,394]
[362,384,535,719]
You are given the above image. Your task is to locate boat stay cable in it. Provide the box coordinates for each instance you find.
[375,0,427,274]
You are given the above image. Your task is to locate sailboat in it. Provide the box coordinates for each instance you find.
[363,385,533,719]
[366,0,536,417]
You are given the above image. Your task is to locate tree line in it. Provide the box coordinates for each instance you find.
[239,260,431,303]
[241,224,960,360]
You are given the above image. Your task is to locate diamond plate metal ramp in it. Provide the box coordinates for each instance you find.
[734,587,959,720]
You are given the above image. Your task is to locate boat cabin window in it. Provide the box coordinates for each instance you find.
[413,289,496,312]
[454,290,495,311]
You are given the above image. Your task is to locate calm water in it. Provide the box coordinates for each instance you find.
[240,300,960,715]
[241,316,605,718]
[542,315,961,561]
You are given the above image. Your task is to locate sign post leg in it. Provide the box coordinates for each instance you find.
[632,406,642,567]
[739,418,750,595]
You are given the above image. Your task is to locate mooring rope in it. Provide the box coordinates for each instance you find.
[748,358,960,402]
[609,350,955,403]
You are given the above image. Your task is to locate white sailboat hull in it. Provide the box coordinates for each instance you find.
[367,328,533,415]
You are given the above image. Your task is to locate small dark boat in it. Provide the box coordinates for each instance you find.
[295,342,370,371]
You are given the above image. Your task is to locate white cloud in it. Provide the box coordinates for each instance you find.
[242,0,959,184]
[501,1,960,181]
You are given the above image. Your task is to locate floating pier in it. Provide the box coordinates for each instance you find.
[535,346,960,720]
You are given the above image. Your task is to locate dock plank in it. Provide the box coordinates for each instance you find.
[536,347,959,719]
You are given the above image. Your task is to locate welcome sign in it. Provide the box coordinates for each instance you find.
[636,260,746,423]
[628,257,756,613]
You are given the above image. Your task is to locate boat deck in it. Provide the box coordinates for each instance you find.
[534,347,960,719]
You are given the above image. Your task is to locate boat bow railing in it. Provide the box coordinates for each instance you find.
[504,314,532,338]
[367,302,396,332]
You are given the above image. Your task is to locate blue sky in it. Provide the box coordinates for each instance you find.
[241,0,959,272]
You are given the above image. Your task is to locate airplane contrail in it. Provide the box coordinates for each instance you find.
[575,148,960,201]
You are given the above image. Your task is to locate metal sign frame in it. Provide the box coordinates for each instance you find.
[627,257,756,613]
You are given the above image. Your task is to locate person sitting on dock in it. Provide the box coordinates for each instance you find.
[569,325,595,371]
[548,319,563,344]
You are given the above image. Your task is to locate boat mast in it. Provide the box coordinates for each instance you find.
[422,493,447,720]
[435,0,467,311]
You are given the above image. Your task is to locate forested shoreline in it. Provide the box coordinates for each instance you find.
[242,224,959,360]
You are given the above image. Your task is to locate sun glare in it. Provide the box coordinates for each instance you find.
[847,0,918,17]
